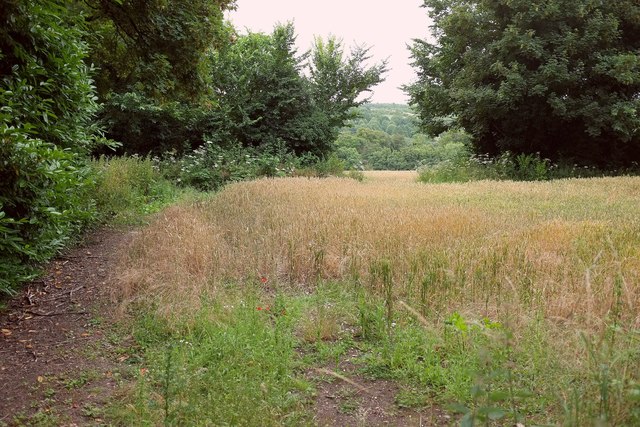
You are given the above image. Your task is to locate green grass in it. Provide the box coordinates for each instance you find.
[108,281,640,425]
[109,289,313,426]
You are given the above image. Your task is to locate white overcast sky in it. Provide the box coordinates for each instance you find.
[226,1,431,104]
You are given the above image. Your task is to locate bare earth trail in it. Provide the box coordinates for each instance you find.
[0,228,135,426]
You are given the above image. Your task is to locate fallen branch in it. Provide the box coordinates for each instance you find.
[24,310,88,317]
[313,368,370,394]
[38,285,85,303]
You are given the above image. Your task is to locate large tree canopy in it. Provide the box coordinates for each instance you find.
[406,0,640,166]
[82,0,235,103]
[205,23,388,157]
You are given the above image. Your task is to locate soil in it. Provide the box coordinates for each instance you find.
[309,348,452,427]
[0,228,135,426]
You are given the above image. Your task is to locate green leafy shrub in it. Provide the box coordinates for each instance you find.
[0,129,97,295]
[0,0,100,296]
[416,151,618,183]
[417,157,486,183]
[97,92,228,156]
[307,154,345,178]
[175,143,299,191]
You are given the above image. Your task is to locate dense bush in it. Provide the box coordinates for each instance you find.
[0,0,100,295]
[165,143,352,191]
[169,143,298,191]
[97,92,228,156]
[0,131,96,295]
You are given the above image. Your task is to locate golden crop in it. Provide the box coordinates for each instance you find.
[116,173,640,330]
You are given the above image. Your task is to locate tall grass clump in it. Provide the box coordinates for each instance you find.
[92,155,179,223]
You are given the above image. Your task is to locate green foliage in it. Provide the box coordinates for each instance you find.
[112,296,311,425]
[407,0,640,167]
[99,22,386,159]
[309,37,388,130]
[417,150,636,183]
[0,0,100,296]
[83,0,235,102]
[0,0,99,151]
[172,143,299,191]
[206,24,387,158]
[0,131,97,296]
[168,143,354,191]
[418,152,550,183]
[305,154,345,178]
[92,156,178,223]
[210,24,331,156]
[96,92,223,155]
[83,0,236,157]
[335,107,471,170]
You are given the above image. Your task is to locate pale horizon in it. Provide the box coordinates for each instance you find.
[226,0,432,104]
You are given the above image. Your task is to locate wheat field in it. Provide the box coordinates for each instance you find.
[116,173,640,333]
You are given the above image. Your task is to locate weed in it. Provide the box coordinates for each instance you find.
[62,370,99,390]
[13,412,59,427]
[92,155,179,224]
[337,387,360,414]
[81,404,103,418]
[395,387,430,409]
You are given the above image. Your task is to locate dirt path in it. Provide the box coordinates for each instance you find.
[0,228,134,426]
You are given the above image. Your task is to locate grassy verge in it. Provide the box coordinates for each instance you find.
[109,290,312,425]
[109,281,640,425]
[108,174,640,425]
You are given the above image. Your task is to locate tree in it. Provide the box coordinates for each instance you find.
[209,24,324,154]
[309,37,388,130]
[79,0,236,154]
[209,23,388,157]
[406,0,640,166]
[82,0,236,102]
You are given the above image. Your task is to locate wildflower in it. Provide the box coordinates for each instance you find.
[260,276,268,284]
[140,368,149,376]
